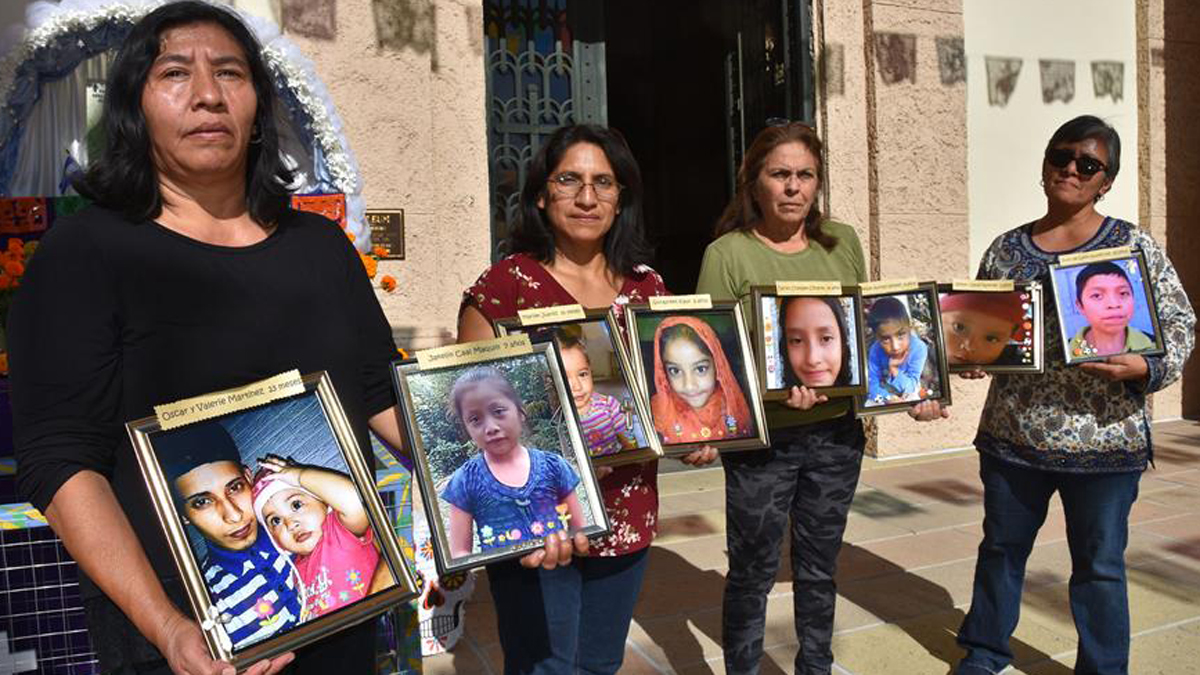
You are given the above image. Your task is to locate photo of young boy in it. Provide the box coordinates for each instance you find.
[1051,257,1161,362]
[938,289,1037,369]
[397,348,608,570]
[156,392,398,648]
[861,291,946,409]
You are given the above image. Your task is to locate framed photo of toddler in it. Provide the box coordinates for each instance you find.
[127,371,418,670]
[624,296,770,453]
[1048,247,1165,365]
[937,280,1045,373]
[854,281,952,417]
[392,335,610,575]
[492,306,665,468]
[750,283,869,400]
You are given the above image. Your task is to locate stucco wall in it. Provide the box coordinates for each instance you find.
[237,0,490,351]
[820,0,1191,457]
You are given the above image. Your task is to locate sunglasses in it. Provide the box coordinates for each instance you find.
[1044,147,1107,178]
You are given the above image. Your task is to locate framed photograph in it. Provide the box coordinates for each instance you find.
[128,372,417,668]
[625,298,769,453]
[751,284,868,399]
[1048,248,1165,364]
[937,281,1044,373]
[493,308,664,467]
[392,336,610,574]
[855,282,952,416]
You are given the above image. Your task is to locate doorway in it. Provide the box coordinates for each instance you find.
[604,0,815,293]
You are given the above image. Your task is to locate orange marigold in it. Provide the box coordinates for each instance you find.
[7,238,23,254]
[0,352,8,376]
[0,274,11,290]
[346,230,356,243]
[4,260,24,278]
[380,275,397,293]
[360,253,378,279]
[372,245,388,258]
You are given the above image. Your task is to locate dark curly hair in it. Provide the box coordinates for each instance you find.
[73,1,294,225]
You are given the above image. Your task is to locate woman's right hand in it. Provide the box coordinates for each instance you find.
[159,612,294,675]
[520,530,589,570]
[907,399,951,422]
[958,367,988,380]
[784,385,828,410]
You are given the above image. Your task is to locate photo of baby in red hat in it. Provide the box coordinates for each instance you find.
[937,283,1042,371]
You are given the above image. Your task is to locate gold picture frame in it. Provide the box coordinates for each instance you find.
[127,371,417,668]
[624,298,770,453]
[493,308,664,468]
[392,337,610,575]
[937,280,1045,373]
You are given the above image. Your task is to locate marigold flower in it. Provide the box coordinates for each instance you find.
[346,230,356,243]
[7,238,23,254]
[360,253,377,279]
[372,245,388,258]
[380,275,397,293]
[0,352,8,376]
[3,261,23,278]
[0,274,10,290]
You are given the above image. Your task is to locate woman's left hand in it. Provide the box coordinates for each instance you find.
[520,530,589,570]
[784,386,828,410]
[1078,354,1148,381]
[679,445,719,467]
[908,400,951,421]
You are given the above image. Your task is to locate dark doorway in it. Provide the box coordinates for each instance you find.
[604,0,814,293]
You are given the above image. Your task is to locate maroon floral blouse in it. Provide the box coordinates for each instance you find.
[462,253,668,557]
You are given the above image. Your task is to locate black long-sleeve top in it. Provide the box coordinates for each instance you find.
[9,205,398,600]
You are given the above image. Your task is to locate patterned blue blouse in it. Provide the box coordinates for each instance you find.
[974,217,1195,472]
[442,448,581,550]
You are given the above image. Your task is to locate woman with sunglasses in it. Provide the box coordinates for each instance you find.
[457,124,717,674]
[953,115,1194,674]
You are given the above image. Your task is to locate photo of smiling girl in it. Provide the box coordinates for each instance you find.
[648,316,755,445]
[777,296,857,390]
[440,367,586,558]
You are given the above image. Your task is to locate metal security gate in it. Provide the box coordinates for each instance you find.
[482,0,607,260]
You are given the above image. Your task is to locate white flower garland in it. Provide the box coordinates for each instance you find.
[0,0,366,245]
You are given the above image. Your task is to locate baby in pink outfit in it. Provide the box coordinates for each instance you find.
[252,455,393,619]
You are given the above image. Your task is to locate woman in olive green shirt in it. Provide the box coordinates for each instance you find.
[696,123,865,675]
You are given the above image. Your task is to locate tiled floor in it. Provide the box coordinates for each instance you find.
[424,420,1200,674]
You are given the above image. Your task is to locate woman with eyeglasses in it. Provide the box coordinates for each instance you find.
[952,115,1194,674]
[696,122,882,675]
[457,124,717,674]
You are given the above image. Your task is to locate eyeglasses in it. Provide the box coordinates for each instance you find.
[547,173,622,202]
[1044,147,1107,178]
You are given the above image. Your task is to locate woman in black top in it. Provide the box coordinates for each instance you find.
[10,3,402,674]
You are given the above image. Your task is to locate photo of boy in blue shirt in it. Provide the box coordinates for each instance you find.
[864,296,930,405]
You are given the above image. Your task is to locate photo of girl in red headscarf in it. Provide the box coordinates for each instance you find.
[647,316,756,445]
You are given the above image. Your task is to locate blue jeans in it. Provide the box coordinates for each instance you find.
[487,547,650,675]
[956,453,1141,675]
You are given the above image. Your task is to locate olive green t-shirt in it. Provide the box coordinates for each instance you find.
[695,221,868,429]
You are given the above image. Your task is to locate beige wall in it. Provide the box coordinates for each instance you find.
[238,0,490,351]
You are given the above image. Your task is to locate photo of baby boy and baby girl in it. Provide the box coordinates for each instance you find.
[157,396,395,651]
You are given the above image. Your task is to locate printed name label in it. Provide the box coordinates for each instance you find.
[775,280,843,296]
[518,304,587,325]
[416,334,533,370]
[155,370,305,430]
[951,279,1015,292]
[649,294,713,310]
[860,279,920,296]
[1057,246,1133,266]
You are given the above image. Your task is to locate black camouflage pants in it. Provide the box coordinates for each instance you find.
[721,413,865,675]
